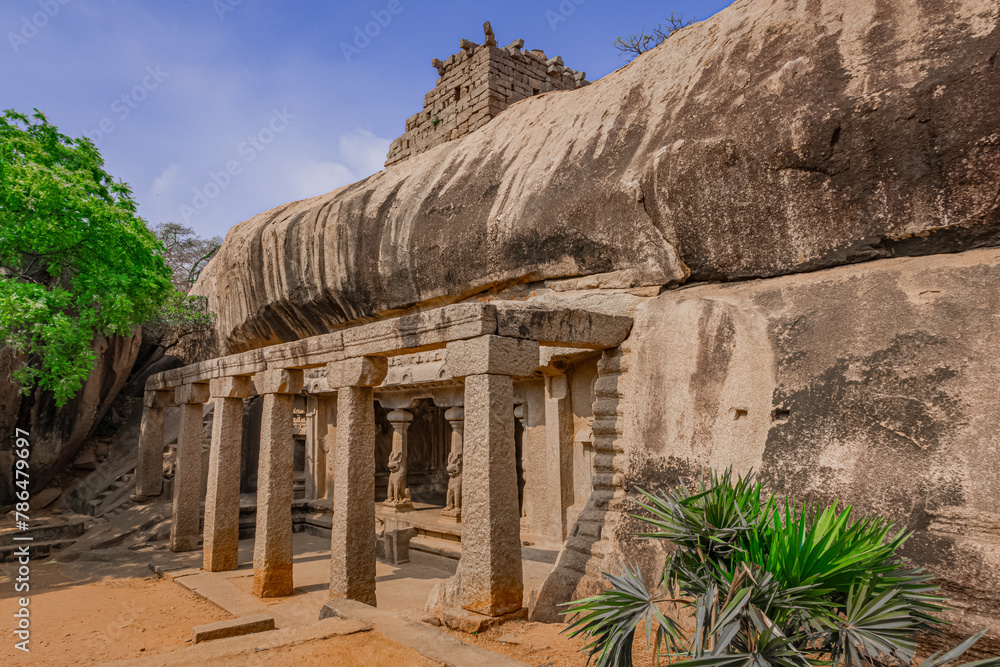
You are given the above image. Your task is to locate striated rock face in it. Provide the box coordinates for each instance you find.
[194,0,1000,354]
[609,247,1000,652]
[0,333,140,508]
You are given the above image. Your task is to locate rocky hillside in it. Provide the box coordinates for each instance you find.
[193,0,1000,354]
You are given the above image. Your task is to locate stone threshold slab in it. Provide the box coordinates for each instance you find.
[321,598,529,667]
[193,613,275,643]
[168,569,269,618]
[110,616,370,666]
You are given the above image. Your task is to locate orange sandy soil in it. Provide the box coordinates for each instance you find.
[0,575,229,665]
[206,632,440,666]
[444,619,666,667]
[0,566,445,666]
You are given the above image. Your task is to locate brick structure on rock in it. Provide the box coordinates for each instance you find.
[385,22,589,167]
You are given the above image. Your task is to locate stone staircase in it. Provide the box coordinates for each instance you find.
[0,514,88,562]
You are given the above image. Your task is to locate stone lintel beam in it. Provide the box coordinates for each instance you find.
[175,382,210,405]
[445,335,539,378]
[376,385,464,410]
[253,368,303,395]
[303,377,337,396]
[146,349,266,391]
[209,375,254,399]
[494,306,633,350]
[144,304,627,391]
[146,389,177,409]
[327,356,388,389]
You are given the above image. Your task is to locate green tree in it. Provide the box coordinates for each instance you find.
[0,109,174,406]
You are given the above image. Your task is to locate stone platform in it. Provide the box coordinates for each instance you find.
[149,532,533,665]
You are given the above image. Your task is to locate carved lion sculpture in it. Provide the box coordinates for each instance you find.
[445,450,462,512]
[385,450,410,505]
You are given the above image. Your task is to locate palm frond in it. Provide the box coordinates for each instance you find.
[562,567,684,667]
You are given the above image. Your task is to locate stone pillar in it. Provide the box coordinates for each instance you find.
[170,382,210,552]
[446,335,539,617]
[327,356,388,606]
[203,376,253,572]
[251,368,303,598]
[384,409,414,512]
[514,404,530,526]
[133,389,175,500]
[442,407,464,522]
[541,371,573,544]
[304,396,323,499]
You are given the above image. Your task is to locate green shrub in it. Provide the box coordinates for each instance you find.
[562,469,999,667]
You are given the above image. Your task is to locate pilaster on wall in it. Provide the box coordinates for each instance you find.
[530,342,631,621]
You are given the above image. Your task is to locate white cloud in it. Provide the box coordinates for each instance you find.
[151,163,182,195]
[286,159,355,200]
[338,128,391,178]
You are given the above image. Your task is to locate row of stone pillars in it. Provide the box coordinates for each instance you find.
[135,334,539,618]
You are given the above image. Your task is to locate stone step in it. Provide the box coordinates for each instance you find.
[0,538,77,562]
[409,534,461,561]
[92,476,137,517]
[0,516,87,546]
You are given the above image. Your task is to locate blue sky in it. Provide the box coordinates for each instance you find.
[1,0,728,240]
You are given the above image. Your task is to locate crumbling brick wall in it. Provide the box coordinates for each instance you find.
[385,22,590,167]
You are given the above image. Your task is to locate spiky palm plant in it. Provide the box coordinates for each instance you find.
[562,469,999,667]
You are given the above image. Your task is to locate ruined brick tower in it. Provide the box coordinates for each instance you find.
[385,22,590,167]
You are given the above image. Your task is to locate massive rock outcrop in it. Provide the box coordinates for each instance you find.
[608,248,1000,648]
[194,0,1000,355]
[0,334,140,508]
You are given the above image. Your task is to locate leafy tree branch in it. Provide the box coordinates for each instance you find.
[1,109,175,405]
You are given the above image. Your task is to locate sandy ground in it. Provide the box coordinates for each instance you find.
[443,619,665,667]
[0,575,229,665]
[0,543,463,667]
[208,632,440,666]
[0,510,641,665]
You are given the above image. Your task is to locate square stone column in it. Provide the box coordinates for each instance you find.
[305,395,336,500]
[446,335,539,617]
[327,356,387,607]
[541,371,573,543]
[170,382,210,552]
[134,389,175,499]
[251,368,303,598]
[203,376,253,572]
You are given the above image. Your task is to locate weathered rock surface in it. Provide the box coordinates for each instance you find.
[608,246,1000,652]
[194,0,1000,354]
[0,333,140,509]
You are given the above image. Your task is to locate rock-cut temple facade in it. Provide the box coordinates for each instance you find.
[129,5,1000,653]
